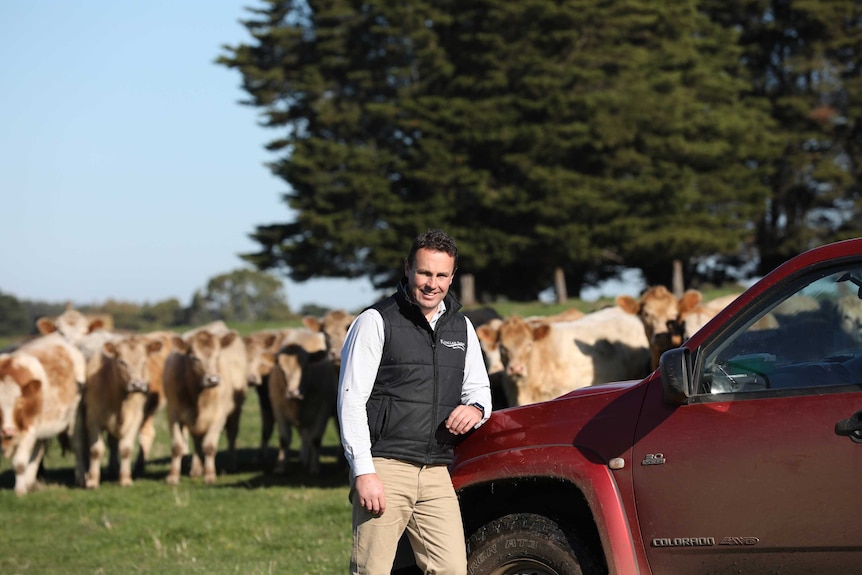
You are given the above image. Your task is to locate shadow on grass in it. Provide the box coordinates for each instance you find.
[0,444,349,492]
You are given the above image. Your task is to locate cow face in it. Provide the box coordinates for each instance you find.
[497,317,551,382]
[173,331,237,389]
[838,295,862,345]
[243,332,279,386]
[304,310,355,366]
[103,336,163,394]
[273,345,307,400]
[617,287,703,369]
[36,308,103,346]
[0,354,45,457]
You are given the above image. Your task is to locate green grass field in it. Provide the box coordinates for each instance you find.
[0,393,353,575]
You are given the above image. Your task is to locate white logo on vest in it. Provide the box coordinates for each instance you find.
[439,339,466,351]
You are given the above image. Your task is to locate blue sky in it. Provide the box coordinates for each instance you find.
[0,1,379,312]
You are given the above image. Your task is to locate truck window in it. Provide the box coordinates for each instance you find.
[700,267,862,395]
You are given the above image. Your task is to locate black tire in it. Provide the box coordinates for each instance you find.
[466,513,601,575]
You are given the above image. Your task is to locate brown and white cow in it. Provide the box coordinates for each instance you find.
[267,344,339,475]
[0,333,87,495]
[494,306,650,406]
[82,334,164,488]
[617,287,740,370]
[162,326,248,484]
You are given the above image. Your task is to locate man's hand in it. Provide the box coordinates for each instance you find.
[355,473,386,516]
[446,404,483,435]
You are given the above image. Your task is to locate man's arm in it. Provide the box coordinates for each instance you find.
[459,317,493,424]
[337,310,384,476]
[337,309,387,514]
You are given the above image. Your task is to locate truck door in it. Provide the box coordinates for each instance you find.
[633,268,862,574]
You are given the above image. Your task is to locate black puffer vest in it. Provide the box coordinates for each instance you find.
[366,282,467,466]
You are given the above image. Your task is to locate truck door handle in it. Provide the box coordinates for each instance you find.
[835,411,862,443]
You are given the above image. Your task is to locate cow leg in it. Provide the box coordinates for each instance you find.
[299,427,315,474]
[224,391,245,473]
[11,432,40,496]
[273,414,293,475]
[86,425,105,489]
[256,381,274,464]
[135,413,156,476]
[19,440,46,495]
[71,399,89,487]
[301,410,328,475]
[166,418,185,485]
[201,424,222,484]
[118,432,137,487]
[189,435,205,478]
[106,434,120,479]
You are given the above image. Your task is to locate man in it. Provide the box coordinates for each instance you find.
[338,229,492,575]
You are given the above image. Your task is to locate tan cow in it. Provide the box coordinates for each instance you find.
[83,334,164,488]
[267,344,339,475]
[0,334,87,495]
[476,308,587,409]
[617,287,740,370]
[303,309,356,367]
[495,307,650,406]
[477,308,586,376]
[162,327,248,484]
[134,330,174,475]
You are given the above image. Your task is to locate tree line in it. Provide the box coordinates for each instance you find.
[218,0,862,301]
[0,269,327,337]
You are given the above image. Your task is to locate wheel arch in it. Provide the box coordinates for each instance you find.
[453,446,641,575]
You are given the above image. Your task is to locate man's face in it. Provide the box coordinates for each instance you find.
[406,247,455,318]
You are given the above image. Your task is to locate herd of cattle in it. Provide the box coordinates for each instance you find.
[0,287,740,496]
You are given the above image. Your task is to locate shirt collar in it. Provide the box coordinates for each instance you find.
[428,300,447,330]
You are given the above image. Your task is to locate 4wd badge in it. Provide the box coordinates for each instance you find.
[642,453,666,466]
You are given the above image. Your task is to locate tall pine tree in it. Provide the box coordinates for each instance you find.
[221,0,783,299]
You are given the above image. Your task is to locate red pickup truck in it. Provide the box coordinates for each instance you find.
[450,238,862,575]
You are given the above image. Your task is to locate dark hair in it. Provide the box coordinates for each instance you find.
[406,229,458,269]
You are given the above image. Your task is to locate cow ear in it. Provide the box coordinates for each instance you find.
[146,339,163,354]
[21,377,42,396]
[36,318,58,335]
[260,352,275,369]
[88,319,105,333]
[616,295,639,314]
[476,324,499,345]
[264,333,278,348]
[221,331,237,348]
[171,336,188,353]
[679,290,703,314]
[532,324,552,341]
[103,341,117,358]
[302,316,322,331]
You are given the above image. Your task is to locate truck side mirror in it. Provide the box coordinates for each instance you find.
[660,347,691,405]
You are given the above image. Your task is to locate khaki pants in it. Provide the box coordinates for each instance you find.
[350,457,467,575]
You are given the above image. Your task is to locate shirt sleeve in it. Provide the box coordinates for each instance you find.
[337,309,384,478]
[461,317,493,426]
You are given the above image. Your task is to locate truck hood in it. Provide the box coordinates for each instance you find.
[453,378,650,471]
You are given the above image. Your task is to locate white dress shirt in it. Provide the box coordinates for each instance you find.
[337,301,492,477]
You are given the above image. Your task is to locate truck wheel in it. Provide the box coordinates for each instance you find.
[466,513,601,575]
